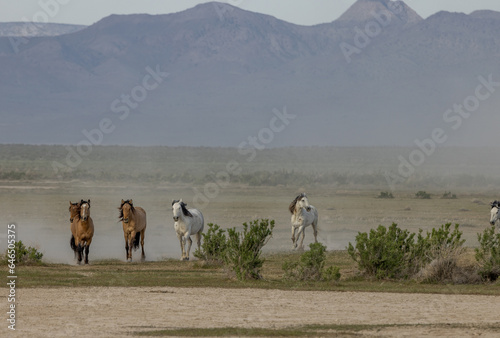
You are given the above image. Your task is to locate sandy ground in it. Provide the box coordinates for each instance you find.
[9,287,500,337]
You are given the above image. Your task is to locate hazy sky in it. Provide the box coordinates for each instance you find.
[2,0,500,26]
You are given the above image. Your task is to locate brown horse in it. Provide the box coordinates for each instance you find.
[118,199,146,262]
[70,199,94,264]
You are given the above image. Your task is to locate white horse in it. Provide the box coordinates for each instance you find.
[172,199,204,261]
[490,200,500,232]
[289,193,318,249]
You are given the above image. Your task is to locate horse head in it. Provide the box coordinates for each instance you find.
[490,200,500,226]
[80,199,90,221]
[172,199,193,221]
[80,199,90,222]
[120,199,134,223]
[69,201,81,222]
[289,193,310,214]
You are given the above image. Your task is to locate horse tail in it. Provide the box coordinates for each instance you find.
[70,235,77,252]
[133,232,141,250]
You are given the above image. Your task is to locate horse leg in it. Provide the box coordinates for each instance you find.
[84,238,92,264]
[78,244,84,264]
[124,234,131,262]
[177,233,185,260]
[312,221,318,244]
[84,243,90,264]
[297,225,306,250]
[185,236,193,261]
[140,229,146,262]
[75,237,83,264]
[128,234,135,263]
[195,232,202,251]
[70,235,77,260]
[291,226,297,249]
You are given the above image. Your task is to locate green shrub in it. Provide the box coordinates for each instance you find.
[428,223,464,247]
[323,265,342,282]
[412,224,467,283]
[347,223,465,280]
[416,246,471,283]
[283,242,341,282]
[347,223,415,279]
[415,191,431,199]
[441,191,457,199]
[224,219,274,280]
[475,225,500,281]
[3,241,43,265]
[377,191,394,199]
[194,223,227,264]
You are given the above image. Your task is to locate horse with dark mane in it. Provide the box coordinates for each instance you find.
[119,199,147,262]
[70,199,94,264]
[289,193,318,249]
[172,199,204,261]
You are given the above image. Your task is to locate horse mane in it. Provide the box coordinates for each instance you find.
[289,193,306,214]
[172,199,193,218]
[118,199,135,221]
[491,200,500,209]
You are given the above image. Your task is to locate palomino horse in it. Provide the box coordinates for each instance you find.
[172,199,204,261]
[119,199,147,262]
[70,199,94,264]
[289,193,318,249]
[490,200,500,232]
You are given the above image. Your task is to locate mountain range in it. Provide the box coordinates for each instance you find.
[1,0,500,147]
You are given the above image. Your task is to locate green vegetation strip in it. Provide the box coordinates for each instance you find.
[9,252,500,295]
[133,323,500,337]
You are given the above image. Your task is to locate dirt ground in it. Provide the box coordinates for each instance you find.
[12,286,500,337]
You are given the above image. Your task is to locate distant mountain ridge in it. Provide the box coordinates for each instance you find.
[0,22,86,37]
[1,0,499,147]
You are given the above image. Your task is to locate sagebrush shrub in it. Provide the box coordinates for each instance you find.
[415,191,431,199]
[409,223,465,275]
[475,225,500,281]
[283,242,340,282]
[224,219,274,280]
[348,223,465,280]
[416,246,465,283]
[194,223,227,264]
[347,223,415,279]
[3,240,43,265]
[377,191,394,199]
